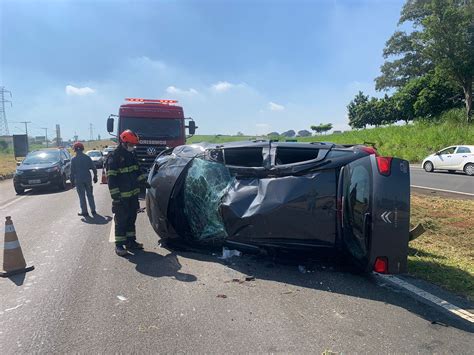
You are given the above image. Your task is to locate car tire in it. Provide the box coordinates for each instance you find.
[423,161,434,172]
[59,174,67,190]
[448,170,456,173]
[464,163,474,176]
[14,186,25,195]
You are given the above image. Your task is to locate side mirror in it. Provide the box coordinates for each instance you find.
[64,159,70,163]
[16,161,22,167]
[107,117,114,133]
[186,120,197,135]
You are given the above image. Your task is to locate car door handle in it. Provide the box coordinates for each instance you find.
[463,155,467,158]
[447,155,452,158]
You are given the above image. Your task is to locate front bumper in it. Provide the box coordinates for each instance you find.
[14,171,62,188]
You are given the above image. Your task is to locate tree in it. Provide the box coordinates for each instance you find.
[267,131,280,136]
[347,91,370,128]
[236,131,244,136]
[281,130,296,137]
[376,0,474,122]
[297,129,312,137]
[311,123,333,134]
[422,0,474,121]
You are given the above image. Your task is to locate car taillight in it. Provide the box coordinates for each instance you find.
[361,146,379,156]
[376,157,392,176]
[374,257,389,273]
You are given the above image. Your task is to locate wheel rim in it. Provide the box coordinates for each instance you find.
[425,162,433,171]
[466,165,474,175]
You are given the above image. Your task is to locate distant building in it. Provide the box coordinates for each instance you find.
[0,135,13,144]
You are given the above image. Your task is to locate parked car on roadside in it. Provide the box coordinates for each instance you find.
[102,146,116,157]
[421,145,474,176]
[86,150,104,168]
[13,148,72,194]
[146,141,410,274]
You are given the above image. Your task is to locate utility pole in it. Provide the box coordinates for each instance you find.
[20,121,32,136]
[89,123,94,141]
[42,127,48,147]
[0,87,12,136]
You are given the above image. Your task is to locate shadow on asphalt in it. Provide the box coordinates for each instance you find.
[5,272,26,286]
[163,244,474,333]
[22,183,74,196]
[126,250,197,282]
[81,214,113,225]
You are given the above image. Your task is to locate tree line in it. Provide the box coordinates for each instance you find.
[348,0,473,128]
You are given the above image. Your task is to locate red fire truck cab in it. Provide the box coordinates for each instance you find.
[107,98,197,172]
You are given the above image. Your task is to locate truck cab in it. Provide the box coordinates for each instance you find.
[107,98,196,173]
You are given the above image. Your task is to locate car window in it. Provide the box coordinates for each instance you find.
[343,158,372,261]
[456,147,471,154]
[439,147,456,155]
[61,151,68,160]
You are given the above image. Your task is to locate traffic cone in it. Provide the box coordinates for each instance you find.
[101,168,108,184]
[0,216,34,277]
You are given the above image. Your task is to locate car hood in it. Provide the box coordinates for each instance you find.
[90,157,102,161]
[17,162,59,171]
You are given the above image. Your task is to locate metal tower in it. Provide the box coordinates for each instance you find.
[0,87,12,136]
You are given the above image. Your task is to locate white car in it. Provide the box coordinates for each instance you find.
[422,145,474,176]
[86,150,104,168]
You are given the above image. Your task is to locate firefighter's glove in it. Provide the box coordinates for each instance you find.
[93,175,98,184]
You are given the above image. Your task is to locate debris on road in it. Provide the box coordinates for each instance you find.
[217,294,228,299]
[116,295,127,301]
[225,275,256,284]
[218,247,241,260]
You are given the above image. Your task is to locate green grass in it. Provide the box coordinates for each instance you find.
[409,193,474,301]
[189,119,474,163]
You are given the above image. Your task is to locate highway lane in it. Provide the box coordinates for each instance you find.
[0,179,473,353]
[410,166,474,196]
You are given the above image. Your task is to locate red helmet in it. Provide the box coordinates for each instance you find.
[120,129,139,145]
[73,142,85,151]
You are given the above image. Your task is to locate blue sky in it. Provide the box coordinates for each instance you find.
[1,0,404,140]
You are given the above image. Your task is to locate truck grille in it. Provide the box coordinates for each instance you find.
[135,145,167,171]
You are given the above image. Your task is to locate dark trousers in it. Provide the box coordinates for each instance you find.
[113,198,139,246]
[76,182,96,214]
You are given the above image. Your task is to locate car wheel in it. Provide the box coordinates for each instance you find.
[448,170,456,174]
[59,174,67,190]
[464,163,474,176]
[423,161,434,172]
[14,186,25,195]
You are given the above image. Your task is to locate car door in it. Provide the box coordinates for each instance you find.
[451,146,472,170]
[435,146,456,169]
[61,150,71,177]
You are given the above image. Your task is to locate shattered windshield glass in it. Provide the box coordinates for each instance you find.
[183,157,235,240]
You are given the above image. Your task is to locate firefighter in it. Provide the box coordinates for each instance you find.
[71,142,98,217]
[106,130,148,256]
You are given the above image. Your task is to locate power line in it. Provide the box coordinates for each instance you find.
[0,87,12,135]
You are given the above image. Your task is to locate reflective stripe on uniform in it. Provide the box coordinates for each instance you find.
[115,235,127,242]
[118,165,140,174]
[137,174,147,181]
[107,170,118,177]
[126,232,136,237]
[109,187,120,195]
[120,188,140,198]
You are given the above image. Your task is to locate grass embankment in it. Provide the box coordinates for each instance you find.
[0,140,115,179]
[190,121,474,163]
[410,193,474,301]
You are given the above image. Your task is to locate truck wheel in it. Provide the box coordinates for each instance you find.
[464,163,474,176]
[423,161,434,172]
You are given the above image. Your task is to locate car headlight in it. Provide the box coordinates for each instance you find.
[15,170,24,175]
[46,166,60,173]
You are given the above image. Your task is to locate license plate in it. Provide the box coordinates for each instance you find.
[28,179,41,184]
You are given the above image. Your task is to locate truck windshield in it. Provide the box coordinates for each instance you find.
[120,117,182,139]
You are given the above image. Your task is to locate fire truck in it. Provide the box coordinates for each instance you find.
[107,98,197,173]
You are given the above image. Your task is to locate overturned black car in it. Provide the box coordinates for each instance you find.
[146,141,410,274]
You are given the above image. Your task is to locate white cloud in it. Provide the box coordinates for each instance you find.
[65,85,95,96]
[268,101,285,111]
[166,86,198,95]
[211,81,234,92]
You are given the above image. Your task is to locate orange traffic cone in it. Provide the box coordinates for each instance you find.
[101,168,108,184]
[0,216,34,277]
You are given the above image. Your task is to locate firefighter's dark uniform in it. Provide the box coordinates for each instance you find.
[106,145,147,245]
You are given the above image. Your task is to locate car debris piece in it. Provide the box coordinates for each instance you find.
[219,247,242,260]
[409,223,426,241]
[217,294,227,299]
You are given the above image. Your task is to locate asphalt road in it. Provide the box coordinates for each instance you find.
[410,166,474,196]
[0,177,473,353]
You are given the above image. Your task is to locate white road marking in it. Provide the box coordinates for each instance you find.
[411,185,474,197]
[377,274,474,323]
[109,217,115,242]
[0,195,29,210]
